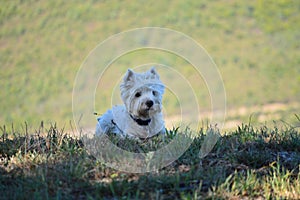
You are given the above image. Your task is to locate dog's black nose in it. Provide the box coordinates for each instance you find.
[146,100,154,108]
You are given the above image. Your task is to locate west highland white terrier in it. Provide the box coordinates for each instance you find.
[95,67,165,139]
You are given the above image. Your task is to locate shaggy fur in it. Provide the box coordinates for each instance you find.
[95,68,165,139]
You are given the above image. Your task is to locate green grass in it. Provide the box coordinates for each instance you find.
[1,123,299,199]
[1,2,300,197]
[1,0,300,126]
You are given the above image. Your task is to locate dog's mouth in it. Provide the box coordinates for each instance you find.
[139,104,160,117]
[138,109,151,118]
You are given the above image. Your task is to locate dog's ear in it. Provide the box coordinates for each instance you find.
[149,67,160,79]
[123,69,135,82]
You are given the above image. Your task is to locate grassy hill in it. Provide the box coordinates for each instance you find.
[1,0,299,127]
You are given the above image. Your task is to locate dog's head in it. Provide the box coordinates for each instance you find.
[120,67,165,120]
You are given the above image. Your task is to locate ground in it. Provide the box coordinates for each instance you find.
[0,122,299,199]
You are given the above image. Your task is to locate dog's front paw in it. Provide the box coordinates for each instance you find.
[95,121,104,136]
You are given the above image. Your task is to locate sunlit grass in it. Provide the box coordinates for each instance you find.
[1,0,299,125]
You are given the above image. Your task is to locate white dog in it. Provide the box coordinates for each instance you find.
[95,67,165,139]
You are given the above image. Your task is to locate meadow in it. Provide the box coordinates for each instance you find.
[1,0,300,199]
[1,0,299,127]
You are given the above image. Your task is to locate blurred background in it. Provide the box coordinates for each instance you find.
[1,0,299,130]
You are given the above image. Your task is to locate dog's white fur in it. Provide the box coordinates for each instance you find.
[95,67,165,139]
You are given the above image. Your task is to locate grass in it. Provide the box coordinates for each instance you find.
[1,1,300,198]
[0,122,299,199]
[1,0,300,125]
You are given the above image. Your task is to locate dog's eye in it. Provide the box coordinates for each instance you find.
[152,91,157,96]
[135,92,141,97]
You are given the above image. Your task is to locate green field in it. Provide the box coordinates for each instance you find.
[1,0,299,128]
[1,1,300,198]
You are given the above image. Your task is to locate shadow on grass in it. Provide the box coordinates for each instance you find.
[0,123,300,199]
